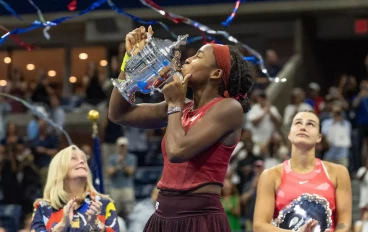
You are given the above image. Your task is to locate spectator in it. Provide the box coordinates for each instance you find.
[265,49,282,77]
[49,95,65,133]
[262,133,288,169]
[241,160,264,232]
[236,131,262,192]
[30,69,53,106]
[102,103,123,176]
[283,88,313,128]
[353,80,368,166]
[83,61,107,107]
[107,137,137,219]
[15,141,41,215]
[327,86,349,111]
[5,68,27,113]
[246,91,282,155]
[127,187,159,232]
[26,105,48,141]
[31,145,119,231]
[338,75,359,104]
[354,210,368,232]
[221,178,241,232]
[0,122,23,156]
[0,143,19,204]
[124,127,149,166]
[0,97,11,140]
[322,104,352,167]
[319,97,334,123]
[31,120,58,187]
[305,82,324,115]
[357,159,368,217]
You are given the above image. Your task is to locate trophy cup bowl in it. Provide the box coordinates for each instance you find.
[273,193,333,232]
[112,34,189,105]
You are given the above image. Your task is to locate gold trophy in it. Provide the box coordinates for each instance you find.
[88,110,100,136]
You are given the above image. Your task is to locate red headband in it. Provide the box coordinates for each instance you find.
[212,44,231,98]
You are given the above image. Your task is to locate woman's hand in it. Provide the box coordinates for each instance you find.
[162,73,191,108]
[125,26,154,56]
[57,198,77,230]
[86,197,103,227]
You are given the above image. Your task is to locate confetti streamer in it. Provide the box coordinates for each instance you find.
[244,56,262,64]
[1,0,50,39]
[0,0,22,20]
[26,0,51,40]
[140,0,271,77]
[68,0,77,11]
[107,0,177,39]
[221,0,243,28]
[186,35,221,44]
[0,92,72,145]
[0,0,107,45]
[0,25,36,51]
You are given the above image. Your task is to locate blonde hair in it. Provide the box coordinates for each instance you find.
[35,145,110,210]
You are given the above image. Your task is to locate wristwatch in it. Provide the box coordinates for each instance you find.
[167,106,182,115]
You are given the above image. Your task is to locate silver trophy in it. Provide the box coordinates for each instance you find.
[112,34,189,105]
[273,193,333,232]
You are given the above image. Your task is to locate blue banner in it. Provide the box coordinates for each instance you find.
[92,135,104,194]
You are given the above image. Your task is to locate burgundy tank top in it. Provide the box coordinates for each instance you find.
[157,97,239,191]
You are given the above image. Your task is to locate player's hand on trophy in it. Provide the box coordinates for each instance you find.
[162,72,191,108]
[125,26,154,56]
[297,219,318,232]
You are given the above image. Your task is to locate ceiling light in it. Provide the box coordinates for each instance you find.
[69,76,77,83]
[79,53,88,60]
[3,57,11,64]
[26,64,35,71]
[48,70,56,77]
[0,80,7,87]
[100,60,108,66]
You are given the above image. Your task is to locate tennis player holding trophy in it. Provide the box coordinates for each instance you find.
[108,26,254,232]
[254,111,352,232]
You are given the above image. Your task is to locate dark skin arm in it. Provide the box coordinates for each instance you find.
[109,74,168,129]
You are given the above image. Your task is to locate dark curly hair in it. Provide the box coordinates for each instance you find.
[217,45,254,113]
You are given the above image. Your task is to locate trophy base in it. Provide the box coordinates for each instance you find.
[111,78,136,105]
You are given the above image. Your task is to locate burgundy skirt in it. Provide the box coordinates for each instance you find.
[144,191,231,232]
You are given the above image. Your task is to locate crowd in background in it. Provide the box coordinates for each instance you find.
[0,42,368,231]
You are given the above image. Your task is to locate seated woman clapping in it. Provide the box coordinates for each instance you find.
[31,145,119,232]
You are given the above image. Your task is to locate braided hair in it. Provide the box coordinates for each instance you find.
[217,45,254,113]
